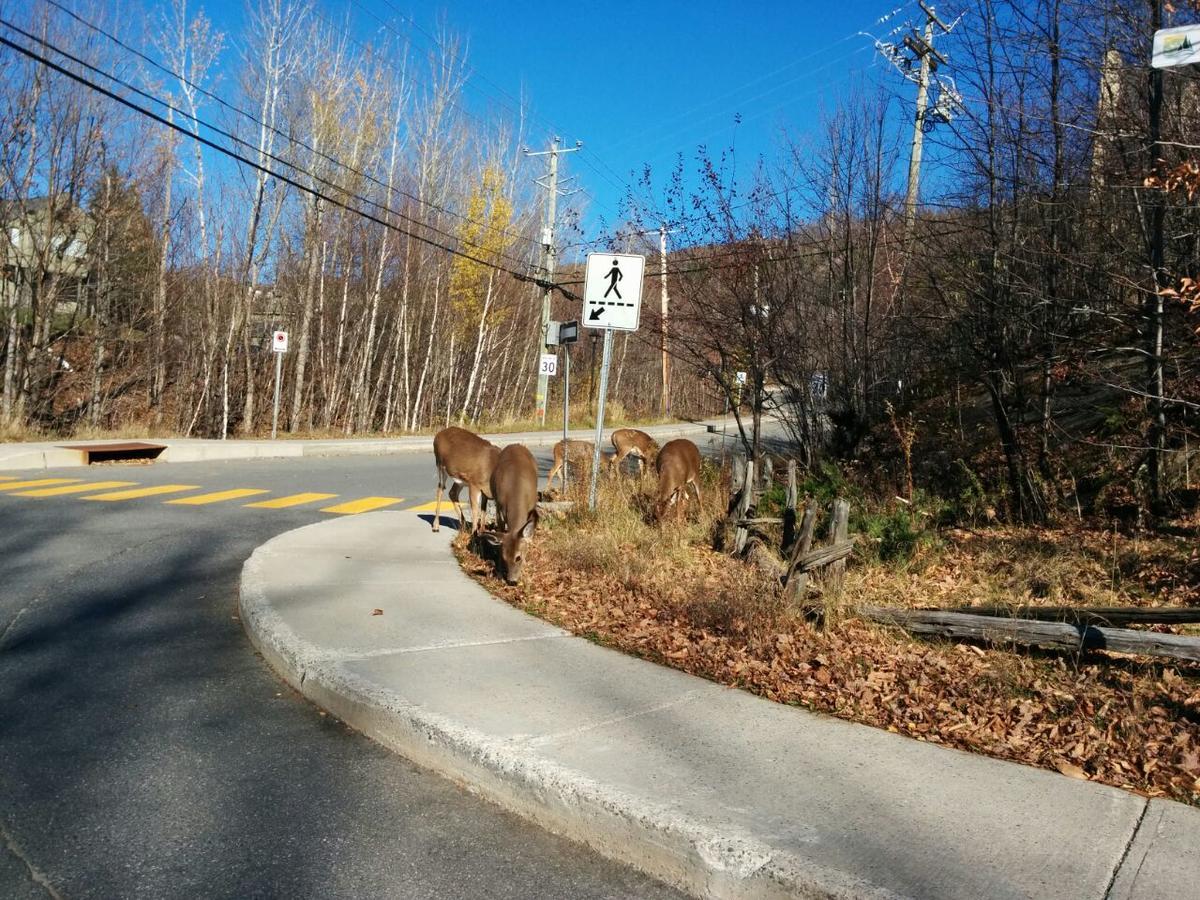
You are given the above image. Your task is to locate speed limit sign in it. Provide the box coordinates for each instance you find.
[539,353,558,377]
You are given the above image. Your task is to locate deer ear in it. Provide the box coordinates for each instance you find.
[520,509,539,540]
[477,531,502,549]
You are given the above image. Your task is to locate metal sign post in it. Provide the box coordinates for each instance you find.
[271,330,288,439]
[555,319,579,492]
[562,346,571,491]
[588,327,615,511]
[581,255,644,511]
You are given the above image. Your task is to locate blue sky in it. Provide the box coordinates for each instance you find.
[203,0,921,243]
[387,0,913,231]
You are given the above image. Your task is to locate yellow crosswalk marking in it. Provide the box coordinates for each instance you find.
[404,500,442,512]
[84,484,200,501]
[245,492,337,509]
[0,478,84,491]
[0,475,18,481]
[321,496,405,515]
[13,480,137,497]
[166,488,270,506]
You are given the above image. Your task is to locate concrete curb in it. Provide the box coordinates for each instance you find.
[237,512,1200,900]
[0,421,727,471]
[238,530,883,900]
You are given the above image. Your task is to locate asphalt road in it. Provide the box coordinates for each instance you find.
[0,451,684,899]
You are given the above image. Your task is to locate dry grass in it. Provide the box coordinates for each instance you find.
[845,523,1200,612]
[458,469,1200,804]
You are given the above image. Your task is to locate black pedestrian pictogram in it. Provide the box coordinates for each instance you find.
[603,259,623,300]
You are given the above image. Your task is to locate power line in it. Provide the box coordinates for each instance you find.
[555,217,978,286]
[3,15,536,271]
[339,0,624,220]
[0,29,585,301]
[39,0,544,252]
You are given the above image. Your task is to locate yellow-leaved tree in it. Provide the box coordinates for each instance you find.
[448,164,514,422]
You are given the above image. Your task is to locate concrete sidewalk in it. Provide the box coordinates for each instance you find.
[239,511,1200,900]
[0,419,729,471]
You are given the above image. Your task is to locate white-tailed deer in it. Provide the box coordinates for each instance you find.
[608,428,658,479]
[479,444,539,584]
[654,438,702,523]
[546,438,595,491]
[432,426,500,534]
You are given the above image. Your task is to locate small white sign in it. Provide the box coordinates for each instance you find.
[1153,25,1200,68]
[735,371,747,385]
[583,253,645,331]
[539,353,558,377]
[272,330,289,353]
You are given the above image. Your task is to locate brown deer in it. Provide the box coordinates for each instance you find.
[654,438,702,523]
[479,444,540,584]
[546,438,596,491]
[608,428,659,479]
[432,426,500,534]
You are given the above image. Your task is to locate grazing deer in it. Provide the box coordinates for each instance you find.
[654,438,702,523]
[432,426,500,534]
[608,428,659,479]
[546,438,595,491]
[479,443,540,584]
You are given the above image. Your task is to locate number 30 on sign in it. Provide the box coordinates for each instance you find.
[539,353,558,377]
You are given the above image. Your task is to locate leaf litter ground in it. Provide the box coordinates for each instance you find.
[456,476,1200,805]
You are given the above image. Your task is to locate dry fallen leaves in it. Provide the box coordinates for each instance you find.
[1055,760,1090,781]
[370,608,383,616]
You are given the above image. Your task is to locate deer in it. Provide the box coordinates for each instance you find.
[608,428,659,479]
[546,438,596,491]
[654,438,702,523]
[432,426,500,534]
[479,443,540,584]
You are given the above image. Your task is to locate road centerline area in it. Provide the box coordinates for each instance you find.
[321,496,405,515]
[82,484,201,501]
[245,492,338,509]
[167,488,271,506]
[0,478,84,491]
[12,480,138,497]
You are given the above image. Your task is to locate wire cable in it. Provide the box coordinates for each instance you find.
[2,16,542,272]
[39,0,544,252]
[0,29,583,301]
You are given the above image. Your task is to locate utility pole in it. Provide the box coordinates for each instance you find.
[524,137,582,425]
[874,3,957,245]
[902,3,951,243]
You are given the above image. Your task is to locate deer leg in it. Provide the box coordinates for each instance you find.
[449,482,467,531]
[469,486,483,534]
[547,458,562,492]
[433,467,445,533]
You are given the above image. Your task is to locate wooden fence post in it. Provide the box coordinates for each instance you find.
[782,460,798,555]
[733,457,755,554]
[783,506,817,601]
[827,498,850,594]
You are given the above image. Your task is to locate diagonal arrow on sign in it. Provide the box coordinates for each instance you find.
[588,307,604,321]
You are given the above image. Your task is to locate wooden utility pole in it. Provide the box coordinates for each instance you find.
[901,3,952,245]
[525,137,581,425]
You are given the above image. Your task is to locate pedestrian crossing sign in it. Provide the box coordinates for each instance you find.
[582,253,644,331]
